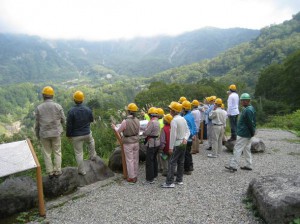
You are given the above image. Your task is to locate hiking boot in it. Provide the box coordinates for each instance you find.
[54,171,62,177]
[206,147,212,150]
[48,173,54,179]
[78,171,86,176]
[240,166,252,171]
[225,166,237,172]
[161,183,175,188]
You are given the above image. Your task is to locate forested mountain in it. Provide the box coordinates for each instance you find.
[0,27,259,84]
[150,12,300,93]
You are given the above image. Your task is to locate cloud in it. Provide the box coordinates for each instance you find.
[0,0,299,40]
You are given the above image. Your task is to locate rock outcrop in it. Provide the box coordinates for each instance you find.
[247,173,300,224]
[0,156,114,217]
[225,137,266,153]
[108,144,146,173]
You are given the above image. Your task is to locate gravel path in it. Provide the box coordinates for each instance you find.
[44,129,300,224]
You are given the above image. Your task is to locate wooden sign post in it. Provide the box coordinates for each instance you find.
[0,139,45,217]
[112,128,128,179]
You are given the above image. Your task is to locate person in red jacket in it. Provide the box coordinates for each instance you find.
[159,114,173,176]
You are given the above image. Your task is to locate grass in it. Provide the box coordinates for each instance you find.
[284,138,300,144]
[287,152,300,156]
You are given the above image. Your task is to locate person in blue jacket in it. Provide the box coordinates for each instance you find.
[181,100,197,175]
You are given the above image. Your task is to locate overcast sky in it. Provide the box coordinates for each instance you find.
[0,0,300,41]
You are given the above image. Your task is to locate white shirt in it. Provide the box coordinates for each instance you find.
[227,92,240,116]
[191,109,201,132]
[169,115,190,150]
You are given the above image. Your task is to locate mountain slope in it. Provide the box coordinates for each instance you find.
[149,12,300,91]
[0,27,259,84]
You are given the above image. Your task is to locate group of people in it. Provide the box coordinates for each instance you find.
[112,84,256,188]
[35,86,97,178]
[36,84,256,186]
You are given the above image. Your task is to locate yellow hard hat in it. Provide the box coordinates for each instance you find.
[157,108,165,116]
[42,86,54,96]
[205,97,211,102]
[182,100,191,110]
[148,107,158,115]
[221,103,225,109]
[73,91,85,102]
[229,84,237,91]
[215,98,222,105]
[168,101,182,113]
[127,103,138,112]
[211,96,217,101]
[163,114,173,124]
[178,96,187,103]
[191,99,200,107]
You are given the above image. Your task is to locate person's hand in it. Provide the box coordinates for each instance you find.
[168,149,173,155]
[111,124,116,129]
[182,139,187,145]
[192,135,196,141]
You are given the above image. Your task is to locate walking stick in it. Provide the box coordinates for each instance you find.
[200,121,204,144]
[112,128,128,179]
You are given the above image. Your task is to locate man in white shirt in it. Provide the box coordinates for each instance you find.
[227,84,240,141]
[161,102,190,188]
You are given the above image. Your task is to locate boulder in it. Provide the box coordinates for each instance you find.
[0,176,38,218]
[108,144,146,173]
[224,137,265,153]
[44,156,114,197]
[247,173,300,224]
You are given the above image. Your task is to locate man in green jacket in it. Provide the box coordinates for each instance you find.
[225,93,256,172]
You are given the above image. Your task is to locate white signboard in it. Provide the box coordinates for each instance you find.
[0,140,37,177]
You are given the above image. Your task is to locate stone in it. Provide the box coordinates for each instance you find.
[224,137,265,153]
[108,144,146,173]
[247,173,300,224]
[44,156,114,197]
[0,176,38,218]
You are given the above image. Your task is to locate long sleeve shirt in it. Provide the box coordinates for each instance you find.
[209,107,227,126]
[227,92,240,116]
[35,99,65,139]
[115,115,140,144]
[205,104,214,124]
[184,111,197,141]
[66,104,93,137]
[237,105,256,138]
[143,117,160,147]
[169,115,190,150]
[191,109,201,133]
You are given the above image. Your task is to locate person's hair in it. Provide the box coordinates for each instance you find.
[43,95,53,100]
[128,110,136,117]
[74,100,83,105]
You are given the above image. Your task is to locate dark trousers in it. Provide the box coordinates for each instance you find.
[184,141,193,171]
[146,146,158,181]
[229,115,238,139]
[166,145,186,184]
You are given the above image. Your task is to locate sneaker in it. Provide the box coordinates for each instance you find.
[78,171,86,176]
[225,166,237,172]
[143,180,154,185]
[161,183,175,188]
[184,170,192,175]
[175,181,183,185]
[207,153,218,158]
[240,166,252,171]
